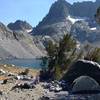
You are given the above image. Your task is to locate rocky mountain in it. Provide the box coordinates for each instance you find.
[32,0,100,47]
[0,0,100,59]
[38,0,71,26]
[32,0,72,38]
[72,0,100,18]
[71,21,100,44]
[8,20,33,32]
[0,22,45,59]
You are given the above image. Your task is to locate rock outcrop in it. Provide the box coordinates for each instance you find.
[63,60,100,85]
[70,21,100,46]
[32,0,100,47]
[8,20,32,32]
[72,76,100,93]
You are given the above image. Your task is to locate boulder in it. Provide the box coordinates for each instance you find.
[72,76,100,94]
[63,60,100,85]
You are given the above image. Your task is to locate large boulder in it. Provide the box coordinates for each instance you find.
[63,60,100,85]
[72,76,100,94]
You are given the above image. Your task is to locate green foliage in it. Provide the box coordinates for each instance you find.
[95,7,100,24]
[54,65,62,80]
[84,47,100,63]
[46,41,58,70]
[19,68,29,75]
[46,34,78,80]
[57,34,77,70]
[46,41,57,58]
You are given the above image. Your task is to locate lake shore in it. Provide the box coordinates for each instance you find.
[0,58,43,69]
[0,64,41,100]
[0,64,68,100]
[0,64,40,76]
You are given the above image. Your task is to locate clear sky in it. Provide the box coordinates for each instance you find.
[0,0,95,27]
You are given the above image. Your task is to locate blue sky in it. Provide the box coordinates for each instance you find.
[0,0,95,27]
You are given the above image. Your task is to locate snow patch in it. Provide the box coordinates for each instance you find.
[43,35,51,40]
[26,29,32,33]
[90,27,97,31]
[67,16,85,24]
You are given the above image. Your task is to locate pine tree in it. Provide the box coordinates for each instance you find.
[95,7,100,24]
[46,41,58,71]
[84,47,100,63]
[46,34,78,80]
[57,34,77,71]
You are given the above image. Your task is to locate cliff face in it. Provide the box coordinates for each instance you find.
[72,1,99,18]
[32,0,72,41]
[38,0,71,26]
[34,0,100,28]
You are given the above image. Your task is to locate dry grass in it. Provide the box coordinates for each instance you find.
[0,64,40,76]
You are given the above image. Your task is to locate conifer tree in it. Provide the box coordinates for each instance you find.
[46,34,78,80]
[95,7,100,24]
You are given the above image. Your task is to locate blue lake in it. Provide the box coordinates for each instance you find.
[0,59,43,69]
